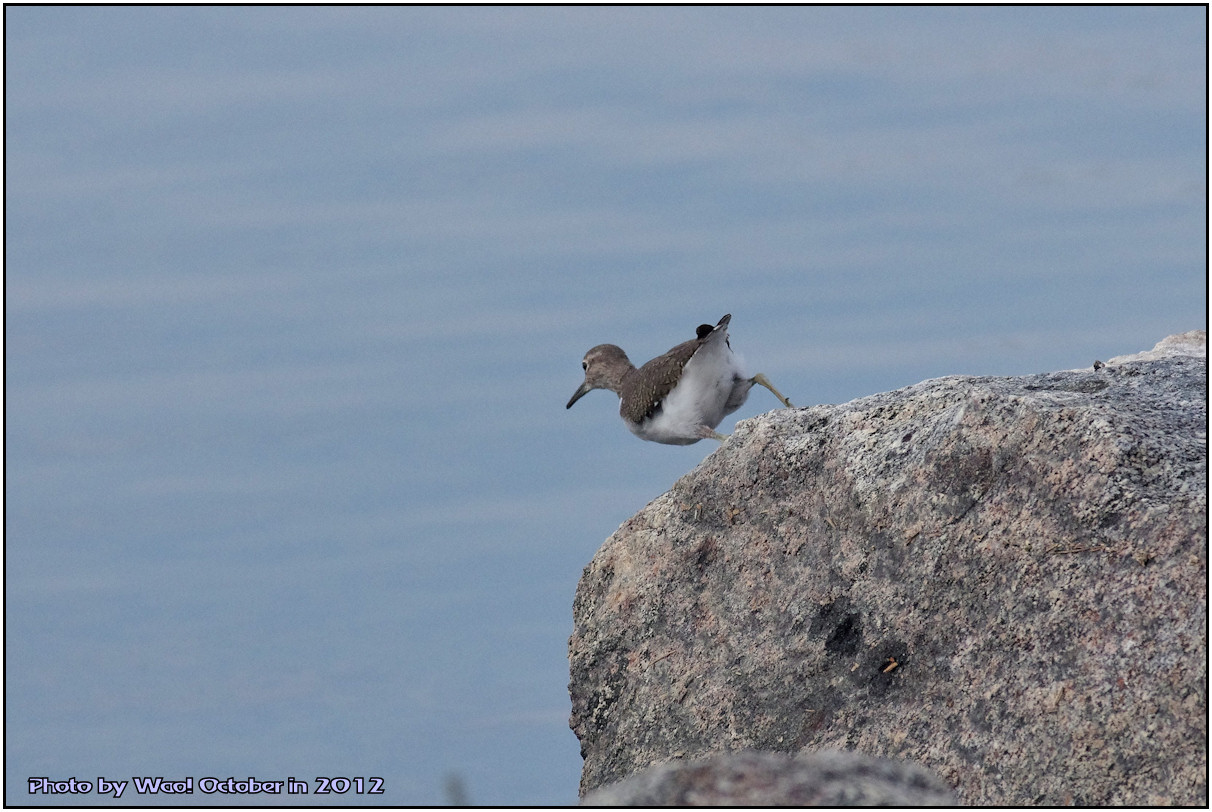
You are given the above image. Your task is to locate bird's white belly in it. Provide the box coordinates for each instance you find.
[628,339,751,444]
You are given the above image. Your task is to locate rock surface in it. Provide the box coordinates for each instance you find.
[582,748,955,806]
[1105,329,1207,365]
[569,332,1207,805]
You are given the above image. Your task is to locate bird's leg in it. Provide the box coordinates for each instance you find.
[697,425,729,442]
[751,373,794,408]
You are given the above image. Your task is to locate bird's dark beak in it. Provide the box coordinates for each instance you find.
[566,381,592,409]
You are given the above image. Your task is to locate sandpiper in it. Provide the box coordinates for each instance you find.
[566,314,794,445]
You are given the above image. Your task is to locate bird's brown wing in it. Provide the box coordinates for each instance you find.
[620,339,702,424]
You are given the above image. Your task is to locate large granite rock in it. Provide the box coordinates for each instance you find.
[569,333,1207,805]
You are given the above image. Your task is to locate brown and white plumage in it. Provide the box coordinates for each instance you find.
[566,314,793,445]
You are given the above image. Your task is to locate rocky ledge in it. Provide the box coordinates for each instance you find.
[569,332,1207,805]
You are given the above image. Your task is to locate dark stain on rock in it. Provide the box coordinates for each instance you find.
[813,599,863,656]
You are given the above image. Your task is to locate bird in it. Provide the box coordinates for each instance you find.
[566,314,794,445]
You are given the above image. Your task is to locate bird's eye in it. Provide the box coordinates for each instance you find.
[582,361,588,371]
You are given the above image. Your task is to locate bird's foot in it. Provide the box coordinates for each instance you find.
[752,373,794,408]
